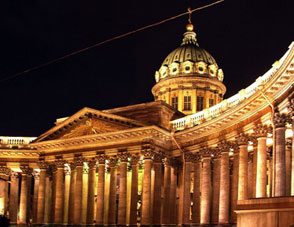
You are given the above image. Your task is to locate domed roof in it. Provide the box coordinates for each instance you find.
[155,25,224,83]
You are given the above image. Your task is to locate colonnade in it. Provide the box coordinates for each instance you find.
[0,112,293,226]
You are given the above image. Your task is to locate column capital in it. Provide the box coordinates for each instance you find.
[69,162,76,171]
[288,98,294,119]
[141,147,155,160]
[20,165,32,175]
[10,171,19,179]
[97,154,108,164]
[249,135,258,146]
[38,160,49,170]
[33,172,40,180]
[236,133,249,146]
[183,152,194,162]
[118,152,130,162]
[273,112,287,128]
[218,140,231,152]
[153,152,164,163]
[54,158,66,168]
[254,124,270,138]
[231,142,239,154]
[109,157,118,168]
[200,148,213,159]
[212,148,222,158]
[0,163,10,175]
[286,138,292,150]
[131,155,140,165]
[87,159,97,169]
[64,165,71,175]
[74,156,84,167]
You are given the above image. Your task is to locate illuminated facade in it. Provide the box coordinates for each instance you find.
[0,23,294,227]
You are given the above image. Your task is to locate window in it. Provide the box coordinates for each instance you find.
[184,96,191,111]
[197,96,204,111]
[171,97,178,110]
[209,99,214,107]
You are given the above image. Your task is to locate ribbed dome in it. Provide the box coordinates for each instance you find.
[154,28,224,83]
[162,44,218,68]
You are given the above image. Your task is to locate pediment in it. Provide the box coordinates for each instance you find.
[34,107,145,142]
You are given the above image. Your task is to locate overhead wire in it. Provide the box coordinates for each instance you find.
[0,0,224,83]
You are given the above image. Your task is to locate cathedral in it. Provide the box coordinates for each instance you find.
[0,21,294,227]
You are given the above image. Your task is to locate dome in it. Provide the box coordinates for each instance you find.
[155,27,224,83]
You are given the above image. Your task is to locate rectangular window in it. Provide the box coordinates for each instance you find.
[209,98,214,107]
[197,96,204,111]
[184,96,191,111]
[171,97,178,110]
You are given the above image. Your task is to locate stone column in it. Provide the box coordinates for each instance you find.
[219,150,230,225]
[179,152,193,226]
[108,157,118,226]
[9,172,19,224]
[230,145,239,223]
[191,155,201,225]
[54,159,65,224]
[19,165,32,225]
[44,170,52,224]
[162,158,171,225]
[211,149,221,225]
[68,162,76,225]
[129,155,140,226]
[32,172,40,224]
[273,112,287,197]
[286,139,292,196]
[247,153,253,198]
[252,137,258,198]
[36,161,48,224]
[74,157,84,225]
[200,150,212,225]
[236,133,249,200]
[288,99,294,196]
[141,144,154,226]
[50,165,57,223]
[63,167,71,224]
[254,124,268,198]
[118,153,129,226]
[86,159,97,224]
[169,159,177,225]
[152,153,163,226]
[96,155,106,226]
[0,164,9,216]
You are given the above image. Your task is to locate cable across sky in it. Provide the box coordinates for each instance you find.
[0,0,224,83]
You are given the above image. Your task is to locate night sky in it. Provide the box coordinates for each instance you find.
[0,0,293,137]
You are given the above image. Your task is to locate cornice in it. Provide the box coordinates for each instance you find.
[30,126,171,152]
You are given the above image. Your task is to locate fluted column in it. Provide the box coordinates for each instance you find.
[129,155,140,226]
[86,159,97,224]
[54,158,65,224]
[0,164,9,216]
[248,153,253,198]
[152,153,163,225]
[286,139,292,196]
[254,124,268,198]
[169,159,177,225]
[74,157,84,225]
[211,149,221,225]
[32,172,40,224]
[236,133,249,200]
[96,155,106,226]
[118,153,129,226]
[230,145,239,223]
[192,155,201,225]
[200,150,212,225]
[141,143,154,226]
[36,161,48,224]
[19,165,32,225]
[68,162,76,225]
[108,157,118,225]
[162,157,171,225]
[274,112,287,197]
[9,172,19,224]
[252,137,257,198]
[219,149,230,225]
[288,99,294,196]
[63,167,71,224]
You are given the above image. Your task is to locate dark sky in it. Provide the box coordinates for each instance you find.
[0,0,293,136]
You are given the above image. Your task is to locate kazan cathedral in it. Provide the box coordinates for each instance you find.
[0,22,294,227]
